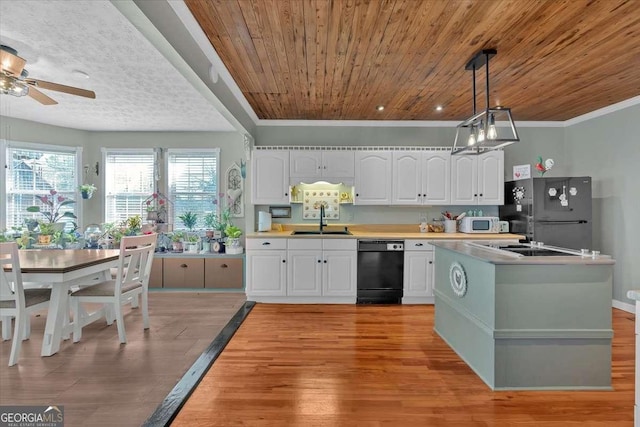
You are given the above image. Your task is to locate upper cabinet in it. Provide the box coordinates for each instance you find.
[354,151,392,205]
[450,151,504,205]
[251,150,290,205]
[290,150,355,183]
[392,151,450,205]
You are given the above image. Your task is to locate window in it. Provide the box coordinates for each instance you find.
[167,149,219,229]
[3,141,81,231]
[103,149,156,224]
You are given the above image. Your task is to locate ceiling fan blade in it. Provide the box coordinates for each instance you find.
[0,48,26,76]
[27,86,58,105]
[27,78,96,99]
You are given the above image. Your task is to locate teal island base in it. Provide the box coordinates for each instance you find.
[432,242,614,390]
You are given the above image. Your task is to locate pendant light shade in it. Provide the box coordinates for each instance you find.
[452,49,519,155]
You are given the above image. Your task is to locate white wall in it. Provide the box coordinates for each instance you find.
[564,103,640,304]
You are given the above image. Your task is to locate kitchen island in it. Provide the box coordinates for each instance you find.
[432,241,615,390]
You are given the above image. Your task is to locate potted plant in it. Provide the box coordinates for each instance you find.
[79,184,97,199]
[184,234,200,254]
[224,224,243,254]
[171,231,185,252]
[178,211,198,231]
[37,221,56,245]
[15,231,34,249]
[27,189,76,232]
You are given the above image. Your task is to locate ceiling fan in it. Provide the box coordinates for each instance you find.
[0,44,96,105]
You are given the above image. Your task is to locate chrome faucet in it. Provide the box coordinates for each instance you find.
[319,204,327,232]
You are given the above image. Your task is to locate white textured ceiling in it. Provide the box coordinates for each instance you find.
[0,0,235,132]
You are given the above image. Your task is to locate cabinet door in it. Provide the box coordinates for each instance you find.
[477,151,504,205]
[322,250,357,297]
[354,151,392,204]
[251,150,290,205]
[392,151,421,205]
[149,258,163,288]
[204,258,243,289]
[290,150,322,179]
[322,151,355,178]
[287,250,322,296]
[163,258,204,288]
[422,151,451,205]
[403,251,434,297]
[450,154,478,205]
[246,250,287,296]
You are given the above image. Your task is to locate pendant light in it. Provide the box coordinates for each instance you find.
[452,49,519,155]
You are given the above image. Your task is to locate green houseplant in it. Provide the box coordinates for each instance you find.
[170,231,185,252]
[224,224,243,254]
[37,221,56,245]
[79,184,97,199]
[178,211,198,231]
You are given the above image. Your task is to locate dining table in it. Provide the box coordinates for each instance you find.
[17,249,120,356]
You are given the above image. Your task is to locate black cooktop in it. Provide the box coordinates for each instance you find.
[496,245,578,257]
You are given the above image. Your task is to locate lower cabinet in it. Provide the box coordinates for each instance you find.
[247,238,356,301]
[403,240,435,303]
[163,258,205,288]
[149,255,244,289]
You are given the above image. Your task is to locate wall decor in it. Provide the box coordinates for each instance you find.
[225,162,244,217]
[302,189,340,220]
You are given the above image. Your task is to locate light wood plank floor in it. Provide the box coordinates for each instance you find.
[0,292,246,427]
[174,304,635,426]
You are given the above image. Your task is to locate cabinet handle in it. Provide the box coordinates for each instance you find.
[429,261,433,264]
[317,259,321,263]
[262,242,271,246]
[324,260,327,263]
[221,264,228,268]
[180,264,188,268]
[479,193,483,197]
[323,166,327,169]
[416,243,423,246]
[282,259,286,263]
[318,166,321,169]
[285,193,288,196]
[474,194,478,197]
[355,193,359,197]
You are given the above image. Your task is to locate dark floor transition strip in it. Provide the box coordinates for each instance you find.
[142,301,256,427]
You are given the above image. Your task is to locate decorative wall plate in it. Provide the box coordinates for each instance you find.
[449,262,467,298]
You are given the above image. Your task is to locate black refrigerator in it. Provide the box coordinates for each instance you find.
[499,176,592,250]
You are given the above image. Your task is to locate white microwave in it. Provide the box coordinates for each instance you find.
[459,216,500,233]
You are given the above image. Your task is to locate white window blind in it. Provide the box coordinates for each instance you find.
[104,150,156,224]
[167,149,219,229]
[5,143,79,230]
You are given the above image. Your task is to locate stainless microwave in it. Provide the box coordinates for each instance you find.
[459,216,500,233]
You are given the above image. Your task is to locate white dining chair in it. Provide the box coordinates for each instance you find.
[70,233,156,344]
[0,242,52,366]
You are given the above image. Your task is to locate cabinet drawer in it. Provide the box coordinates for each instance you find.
[205,258,243,289]
[404,240,434,251]
[163,258,204,288]
[246,238,287,250]
[323,239,357,251]
[149,258,163,288]
[287,238,322,250]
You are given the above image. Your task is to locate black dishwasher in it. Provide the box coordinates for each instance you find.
[357,240,404,304]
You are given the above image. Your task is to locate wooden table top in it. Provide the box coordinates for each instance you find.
[16,249,120,273]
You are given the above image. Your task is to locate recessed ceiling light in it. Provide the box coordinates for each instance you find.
[376,105,384,111]
[435,105,443,111]
[71,69,90,79]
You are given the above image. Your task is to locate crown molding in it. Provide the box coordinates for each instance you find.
[564,95,640,127]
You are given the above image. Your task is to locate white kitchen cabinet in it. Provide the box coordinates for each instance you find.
[354,151,392,204]
[287,239,356,298]
[246,238,287,297]
[251,150,290,205]
[403,240,435,303]
[392,151,450,205]
[290,150,355,182]
[450,150,503,205]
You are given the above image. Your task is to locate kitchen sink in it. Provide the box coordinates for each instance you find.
[290,229,352,235]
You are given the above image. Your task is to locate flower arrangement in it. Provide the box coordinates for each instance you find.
[27,189,77,223]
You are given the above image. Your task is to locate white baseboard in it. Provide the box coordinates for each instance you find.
[613,299,635,313]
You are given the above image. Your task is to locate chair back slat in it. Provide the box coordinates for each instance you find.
[115,234,157,294]
[0,242,25,310]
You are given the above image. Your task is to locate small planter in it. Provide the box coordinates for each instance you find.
[172,241,184,253]
[81,190,94,200]
[38,234,52,245]
[225,238,243,254]
[185,242,199,254]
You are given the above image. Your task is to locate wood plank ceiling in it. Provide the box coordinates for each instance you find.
[185,0,640,122]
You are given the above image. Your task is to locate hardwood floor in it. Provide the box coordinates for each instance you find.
[0,292,246,427]
[173,304,635,426]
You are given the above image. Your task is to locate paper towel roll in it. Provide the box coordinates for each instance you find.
[258,211,272,232]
